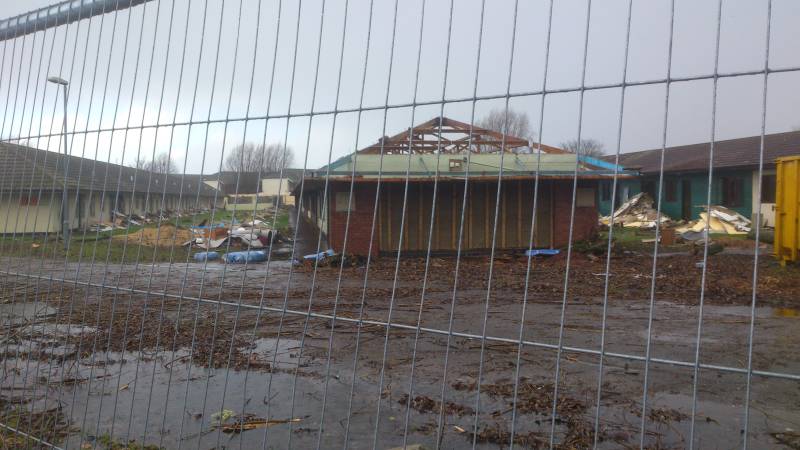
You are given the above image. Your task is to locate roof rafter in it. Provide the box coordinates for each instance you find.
[357,116,567,155]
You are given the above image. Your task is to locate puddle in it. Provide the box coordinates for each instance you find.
[251,338,304,368]
[2,323,97,358]
[1,349,379,449]
[0,302,57,326]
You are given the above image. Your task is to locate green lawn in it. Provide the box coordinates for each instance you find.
[0,207,292,264]
[596,225,750,253]
[0,234,183,264]
[179,207,291,234]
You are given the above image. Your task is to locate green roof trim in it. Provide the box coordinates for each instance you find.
[309,153,631,178]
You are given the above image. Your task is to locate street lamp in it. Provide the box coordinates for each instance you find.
[48,75,70,250]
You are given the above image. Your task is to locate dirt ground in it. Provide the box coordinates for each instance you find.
[1,242,799,448]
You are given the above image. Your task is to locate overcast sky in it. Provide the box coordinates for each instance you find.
[1,0,798,175]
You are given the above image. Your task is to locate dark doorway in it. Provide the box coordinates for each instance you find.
[681,179,692,220]
[641,180,656,199]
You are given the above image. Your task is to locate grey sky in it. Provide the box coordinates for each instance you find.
[1,0,798,175]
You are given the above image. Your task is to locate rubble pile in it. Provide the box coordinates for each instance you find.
[193,218,279,250]
[676,205,751,237]
[600,192,672,229]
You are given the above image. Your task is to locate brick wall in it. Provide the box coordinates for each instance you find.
[324,179,599,256]
[327,182,380,257]
[552,180,599,248]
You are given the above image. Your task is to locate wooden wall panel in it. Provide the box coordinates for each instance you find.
[376,180,554,253]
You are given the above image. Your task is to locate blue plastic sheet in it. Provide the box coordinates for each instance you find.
[224,250,268,263]
[193,251,220,262]
[303,249,335,261]
[525,249,560,257]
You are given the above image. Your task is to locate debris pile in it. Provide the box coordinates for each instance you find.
[600,192,671,229]
[191,222,228,241]
[676,205,751,238]
[194,225,277,250]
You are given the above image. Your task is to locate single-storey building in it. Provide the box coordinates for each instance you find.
[599,131,800,227]
[0,142,220,234]
[203,170,301,211]
[296,117,629,256]
[260,169,303,207]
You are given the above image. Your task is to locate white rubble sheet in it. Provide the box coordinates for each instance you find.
[676,205,751,236]
[600,192,672,229]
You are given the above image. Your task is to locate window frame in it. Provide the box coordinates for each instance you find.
[760,174,776,204]
[721,176,744,208]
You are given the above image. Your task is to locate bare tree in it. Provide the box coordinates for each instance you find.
[560,138,606,158]
[132,157,146,170]
[134,153,177,174]
[223,142,295,173]
[477,108,535,153]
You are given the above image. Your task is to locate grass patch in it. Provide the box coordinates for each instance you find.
[597,226,757,253]
[0,402,70,449]
[0,234,183,264]
[0,207,293,264]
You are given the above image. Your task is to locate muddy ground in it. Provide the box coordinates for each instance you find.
[1,244,800,449]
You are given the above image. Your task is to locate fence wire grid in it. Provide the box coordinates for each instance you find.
[0,0,799,449]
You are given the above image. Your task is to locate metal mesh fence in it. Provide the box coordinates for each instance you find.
[0,0,799,448]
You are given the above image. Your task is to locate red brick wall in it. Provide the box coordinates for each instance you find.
[552,180,599,248]
[324,179,599,256]
[327,182,380,257]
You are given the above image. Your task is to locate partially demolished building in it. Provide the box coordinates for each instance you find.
[296,117,630,256]
[600,131,800,227]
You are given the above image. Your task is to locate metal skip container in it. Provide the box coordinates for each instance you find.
[775,155,800,264]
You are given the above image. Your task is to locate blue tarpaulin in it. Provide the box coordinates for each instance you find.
[303,249,335,261]
[224,250,268,263]
[525,249,560,257]
[193,251,220,262]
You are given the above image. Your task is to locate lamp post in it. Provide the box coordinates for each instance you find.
[48,76,70,250]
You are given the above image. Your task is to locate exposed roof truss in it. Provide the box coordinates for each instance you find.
[357,116,565,155]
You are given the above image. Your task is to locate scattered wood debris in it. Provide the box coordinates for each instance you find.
[600,193,672,229]
[397,393,473,416]
[219,415,301,433]
[676,205,752,237]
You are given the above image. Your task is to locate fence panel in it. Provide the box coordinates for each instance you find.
[0,0,799,449]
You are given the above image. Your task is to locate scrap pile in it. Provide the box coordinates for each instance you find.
[193,219,279,250]
[676,205,751,238]
[600,192,671,229]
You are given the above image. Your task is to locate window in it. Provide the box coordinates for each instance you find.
[335,191,354,212]
[721,176,744,207]
[641,180,656,199]
[761,174,776,203]
[228,196,254,205]
[449,158,463,171]
[665,179,677,202]
[600,181,611,202]
[257,195,275,204]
